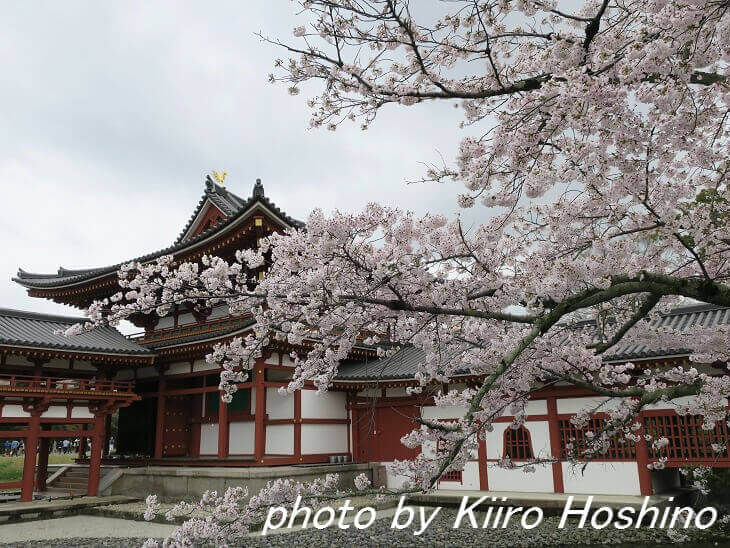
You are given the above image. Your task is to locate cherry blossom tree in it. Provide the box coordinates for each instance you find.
[69,1,730,545]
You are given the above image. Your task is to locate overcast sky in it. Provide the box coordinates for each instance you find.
[0,1,485,320]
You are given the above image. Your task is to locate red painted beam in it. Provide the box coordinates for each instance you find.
[254,363,266,463]
[546,397,564,494]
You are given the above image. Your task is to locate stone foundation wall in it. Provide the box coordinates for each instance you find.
[104,463,382,501]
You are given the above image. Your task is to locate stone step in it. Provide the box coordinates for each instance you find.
[43,487,86,495]
[63,472,89,479]
[52,481,88,489]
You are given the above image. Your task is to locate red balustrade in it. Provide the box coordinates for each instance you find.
[128,314,251,344]
[0,374,135,394]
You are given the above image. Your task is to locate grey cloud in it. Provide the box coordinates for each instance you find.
[0,1,486,319]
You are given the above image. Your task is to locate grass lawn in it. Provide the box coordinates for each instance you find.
[0,454,77,483]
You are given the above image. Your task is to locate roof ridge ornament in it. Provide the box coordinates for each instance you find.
[204,175,216,193]
[253,178,264,199]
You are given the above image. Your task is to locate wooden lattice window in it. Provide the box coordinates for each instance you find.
[645,413,728,460]
[558,418,635,460]
[440,470,463,483]
[503,426,534,460]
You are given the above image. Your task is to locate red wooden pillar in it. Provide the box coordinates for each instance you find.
[254,364,266,462]
[36,437,50,492]
[546,397,565,493]
[154,374,166,458]
[635,412,653,496]
[78,431,87,458]
[477,428,489,491]
[87,413,105,496]
[345,393,351,461]
[294,390,302,462]
[217,397,229,459]
[351,406,360,463]
[20,412,41,502]
[190,394,202,458]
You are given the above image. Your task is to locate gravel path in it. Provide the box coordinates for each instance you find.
[0,516,174,545]
[242,509,730,547]
[1,508,729,547]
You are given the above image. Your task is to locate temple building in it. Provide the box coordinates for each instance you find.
[2,177,730,501]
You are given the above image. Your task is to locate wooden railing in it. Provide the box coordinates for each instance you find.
[0,374,135,394]
[128,314,251,345]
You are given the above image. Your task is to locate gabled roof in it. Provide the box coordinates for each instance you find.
[0,308,154,356]
[334,304,730,382]
[176,177,254,244]
[14,177,304,291]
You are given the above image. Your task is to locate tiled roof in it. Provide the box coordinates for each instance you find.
[0,308,154,356]
[335,304,730,382]
[14,178,304,290]
[603,303,730,361]
[335,346,469,381]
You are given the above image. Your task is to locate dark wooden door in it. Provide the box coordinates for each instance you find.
[163,395,192,456]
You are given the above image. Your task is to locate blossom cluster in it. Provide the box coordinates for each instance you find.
[63,2,730,545]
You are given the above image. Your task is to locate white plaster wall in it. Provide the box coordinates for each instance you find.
[2,404,30,418]
[42,406,67,418]
[301,424,347,453]
[4,355,32,366]
[200,423,218,455]
[386,387,408,398]
[208,304,229,319]
[485,421,551,460]
[251,387,256,411]
[437,461,481,491]
[114,369,134,381]
[266,388,294,419]
[266,424,294,454]
[488,466,555,492]
[301,391,347,419]
[177,312,196,325]
[281,354,297,367]
[71,407,93,419]
[157,315,175,329]
[45,358,71,369]
[421,406,481,459]
[74,360,96,371]
[264,353,281,367]
[229,422,255,454]
[383,462,411,489]
[561,462,641,496]
[136,366,158,379]
[556,397,623,414]
[166,362,190,376]
[422,405,467,420]
[526,421,551,458]
[193,359,218,372]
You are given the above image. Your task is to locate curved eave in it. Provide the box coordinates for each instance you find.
[153,326,377,362]
[332,353,696,388]
[1,344,156,364]
[14,200,301,294]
